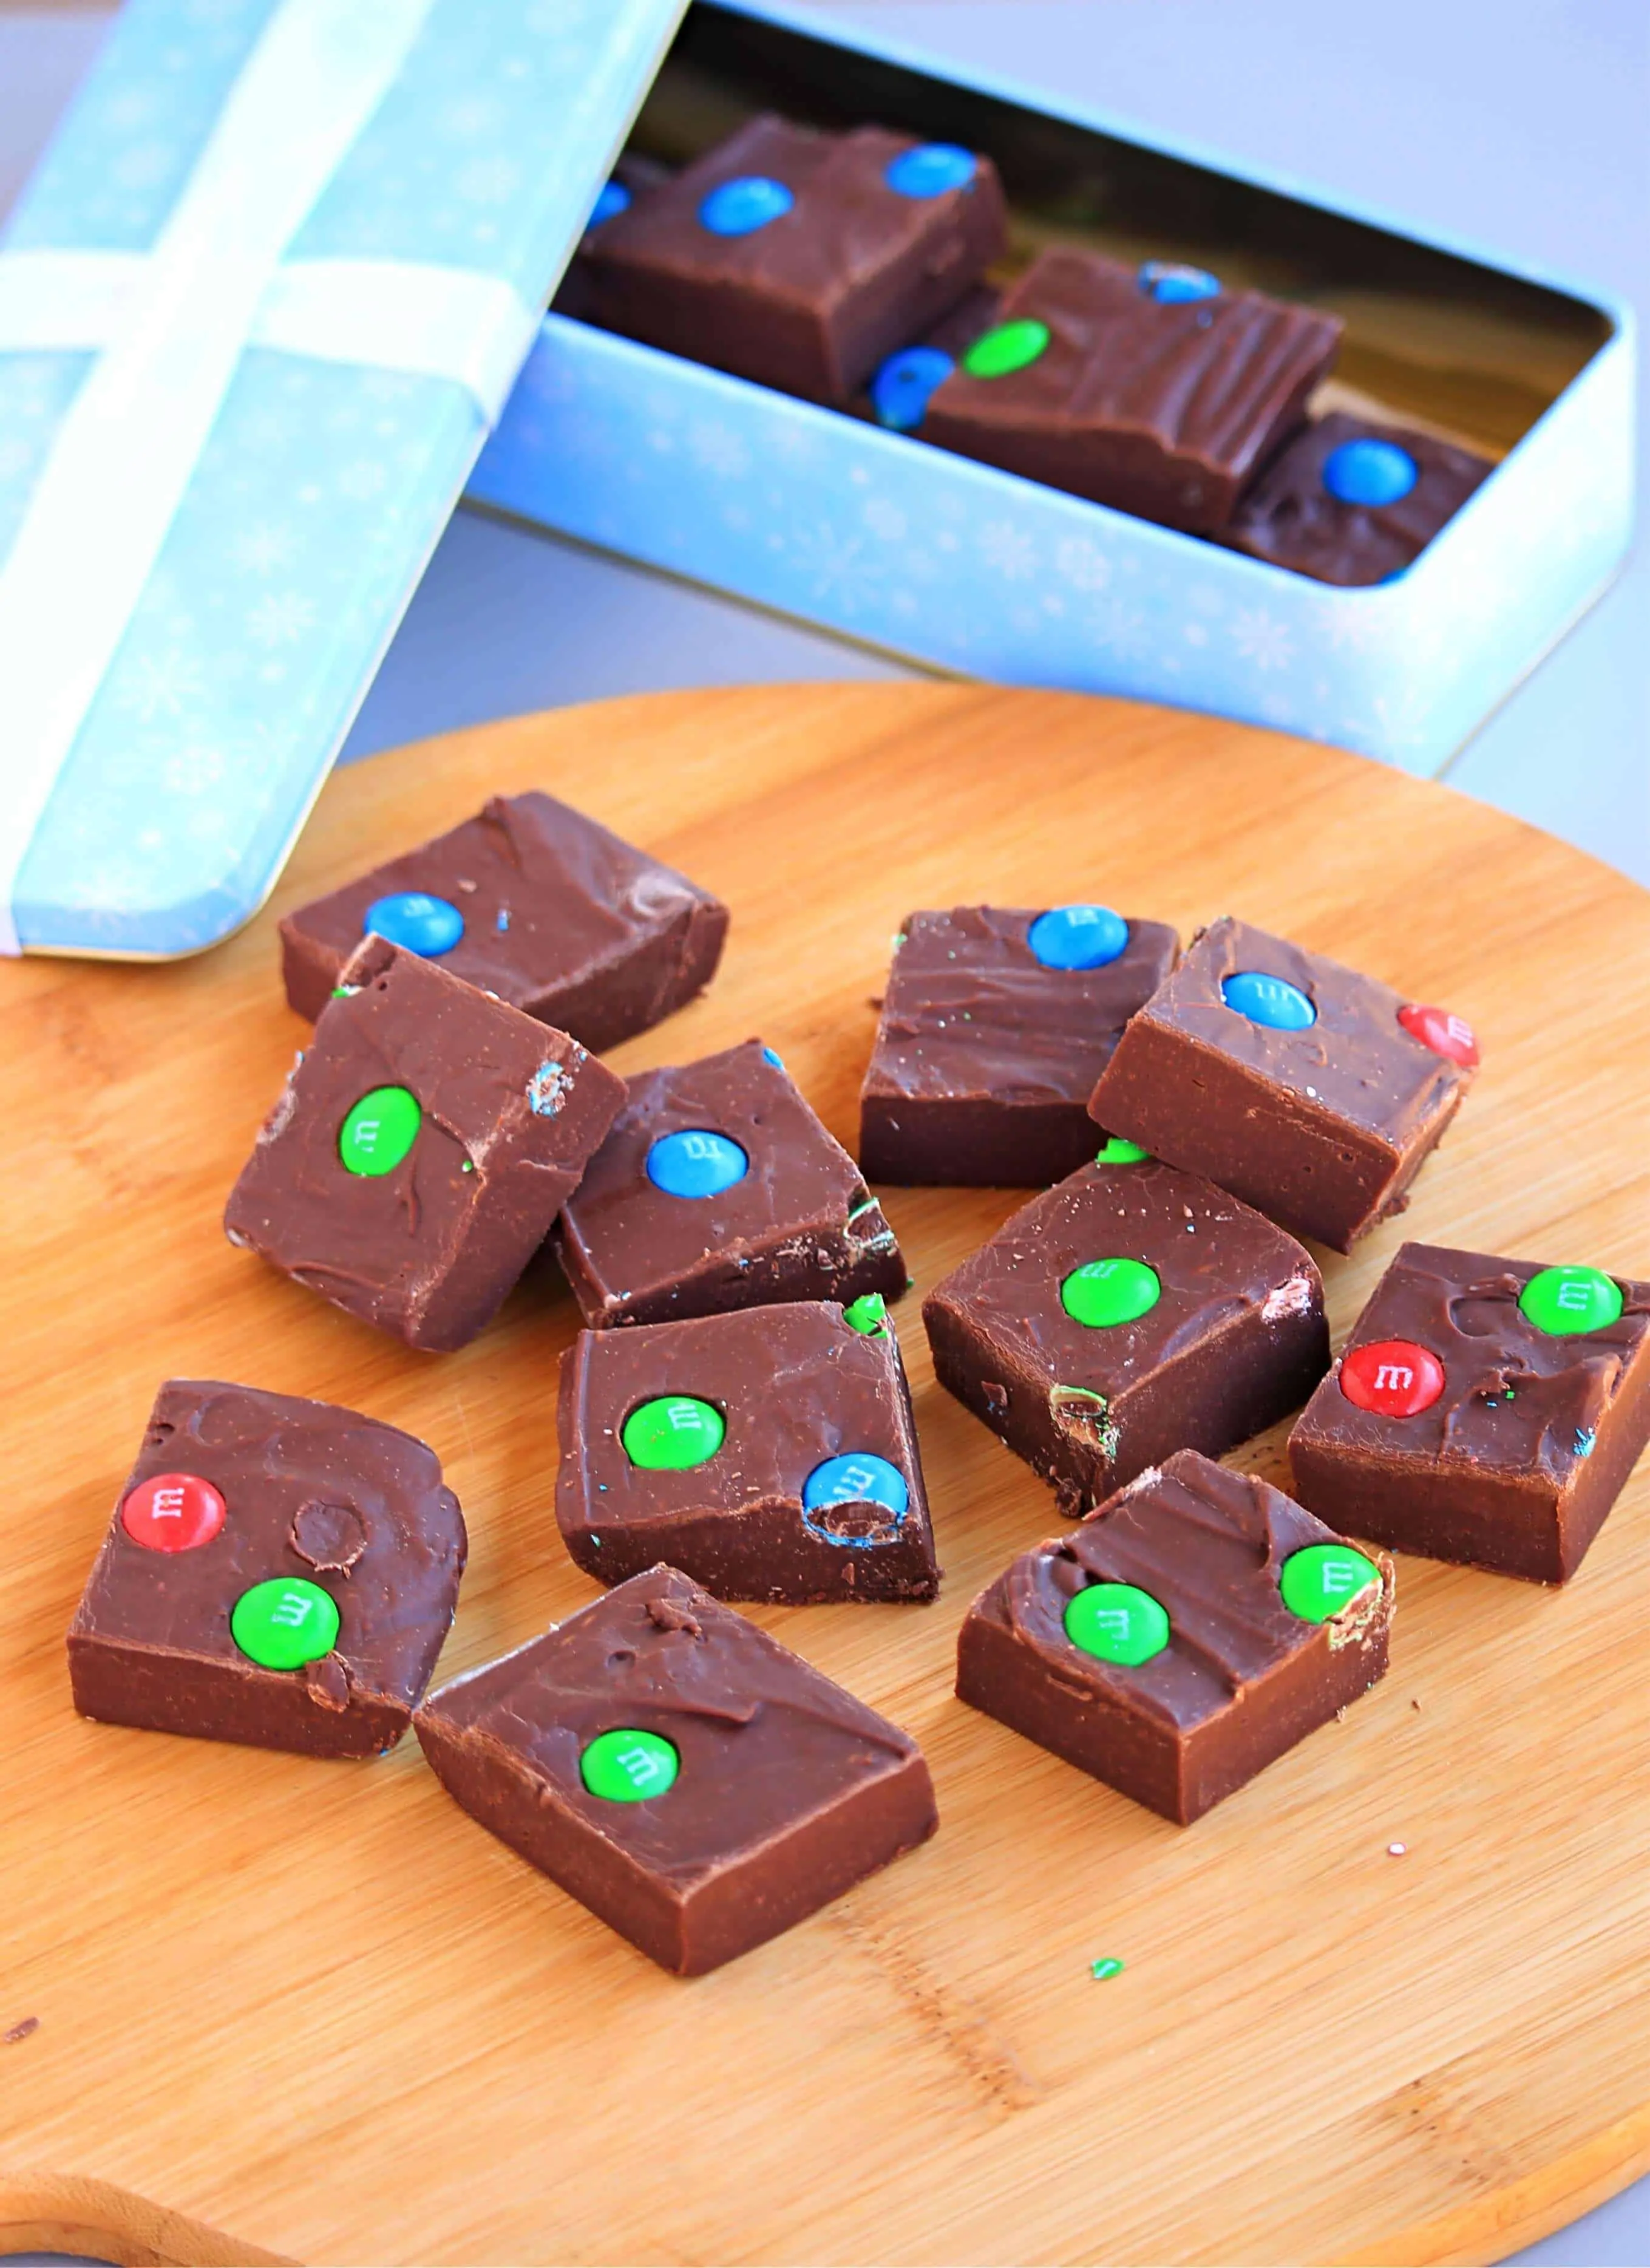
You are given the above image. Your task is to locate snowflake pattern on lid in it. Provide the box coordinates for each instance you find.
[0,0,684,954]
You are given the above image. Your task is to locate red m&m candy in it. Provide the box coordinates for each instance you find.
[1398,1003,1479,1067]
[121,1471,226,1553]
[1339,1340,1446,1418]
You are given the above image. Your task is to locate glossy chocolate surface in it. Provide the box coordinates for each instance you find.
[957,1449,1393,1822]
[1223,412,1493,587]
[279,791,728,1041]
[923,248,1341,533]
[226,936,625,1352]
[922,1157,1327,1512]
[1088,916,1475,1251]
[859,906,1178,1185]
[69,1381,466,1757]
[552,1039,906,1330]
[1289,1242,1650,1583]
[415,1565,937,1973]
[580,113,1007,405]
[557,1301,939,1602]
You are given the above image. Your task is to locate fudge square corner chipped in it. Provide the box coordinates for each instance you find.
[956,1449,1394,1825]
[923,1151,1329,1517]
[551,1038,906,1330]
[225,935,625,1352]
[1289,1241,1650,1584]
[1089,914,1481,1252]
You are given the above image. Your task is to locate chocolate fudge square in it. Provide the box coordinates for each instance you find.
[956,1450,1393,1824]
[1223,412,1494,587]
[552,1039,906,1330]
[69,1380,466,1759]
[415,1565,937,1974]
[922,1156,1327,1515]
[922,248,1342,533]
[226,936,624,1352]
[1088,916,1479,1253]
[1289,1242,1650,1584]
[557,1299,938,1604]
[279,789,728,1040]
[579,113,1007,406]
[859,904,1178,1185]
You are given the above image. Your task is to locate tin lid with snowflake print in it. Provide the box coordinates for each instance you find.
[0,0,687,958]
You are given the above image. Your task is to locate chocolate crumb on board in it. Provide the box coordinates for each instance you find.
[4,2015,41,2043]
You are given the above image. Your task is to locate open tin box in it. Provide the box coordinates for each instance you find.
[0,0,1630,961]
[470,0,1633,777]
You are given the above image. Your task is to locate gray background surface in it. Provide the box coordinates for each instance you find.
[1,5,1646,2261]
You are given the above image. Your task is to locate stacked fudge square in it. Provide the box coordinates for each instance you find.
[566,114,1493,584]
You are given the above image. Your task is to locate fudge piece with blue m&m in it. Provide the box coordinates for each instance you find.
[922,246,1341,533]
[1089,915,1479,1251]
[859,903,1178,1185]
[556,1298,938,1602]
[577,112,1007,406]
[279,789,727,1041]
[1223,412,1493,586]
[552,1039,906,1329]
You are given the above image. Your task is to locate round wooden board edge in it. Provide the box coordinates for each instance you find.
[5,686,1648,2268]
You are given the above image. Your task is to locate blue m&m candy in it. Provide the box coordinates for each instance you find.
[699,175,793,237]
[870,346,954,432]
[1222,971,1317,1029]
[363,891,464,957]
[1322,437,1418,508]
[1028,905,1129,971]
[588,179,631,230]
[801,1452,908,1544]
[1139,261,1221,305]
[646,1129,749,1199]
[884,143,977,199]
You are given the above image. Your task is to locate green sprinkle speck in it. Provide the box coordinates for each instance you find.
[461,1160,474,1173]
[1090,1957,1124,1982]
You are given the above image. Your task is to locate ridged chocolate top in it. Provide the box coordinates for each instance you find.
[416,1566,922,1888]
[1115,916,1473,1146]
[1223,412,1493,587]
[1293,1241,1650,1483]
[864,907,1178,1106]
[71,1380,466,1712]
[990,1450,1388,1731]
[925,247,1340,528]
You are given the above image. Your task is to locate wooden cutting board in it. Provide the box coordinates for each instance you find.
[3,684,1648,2268]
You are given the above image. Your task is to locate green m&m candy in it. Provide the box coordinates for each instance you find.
[339,1085,421,1176]
[1064,1581,1169,1667]
[580,1728,679,1802]
[1518,1265,1623,1337]
[621,1396,725,1471]
[963,317,1050,378]
[1279,1544,1380,1624]
[1061,1257,1161,1328]
[1095,1137,1150,1165]
[230,1577,339,1670]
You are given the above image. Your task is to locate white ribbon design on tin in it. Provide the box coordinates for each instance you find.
[0,0,539,957]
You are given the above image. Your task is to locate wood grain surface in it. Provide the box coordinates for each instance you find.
[2,683,1648,2268]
